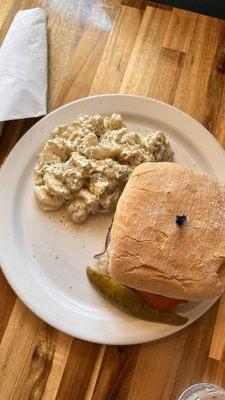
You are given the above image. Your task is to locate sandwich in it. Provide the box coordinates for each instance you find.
[88,162,225,324]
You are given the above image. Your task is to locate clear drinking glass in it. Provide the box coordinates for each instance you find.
[178,383,225,400]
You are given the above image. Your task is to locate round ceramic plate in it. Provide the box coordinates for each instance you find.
[0,94,225,345]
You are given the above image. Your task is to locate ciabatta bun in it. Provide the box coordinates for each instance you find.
[109,162,225,301]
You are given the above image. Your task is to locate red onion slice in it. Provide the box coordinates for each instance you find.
[94,223,112,259]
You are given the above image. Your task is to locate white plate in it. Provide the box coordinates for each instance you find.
[0,94,225,345]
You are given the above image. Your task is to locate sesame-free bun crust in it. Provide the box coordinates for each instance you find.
[109,162,225,301]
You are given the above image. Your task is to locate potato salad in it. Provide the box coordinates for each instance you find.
[34,114,173,223]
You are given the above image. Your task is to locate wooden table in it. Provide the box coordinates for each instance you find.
[0,1,225,399]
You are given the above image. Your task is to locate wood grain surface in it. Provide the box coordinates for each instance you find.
[0,1,225,399]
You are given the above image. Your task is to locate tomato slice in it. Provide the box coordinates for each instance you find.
[137,291,187,309]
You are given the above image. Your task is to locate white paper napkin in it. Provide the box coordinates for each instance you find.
[0,8,48,124]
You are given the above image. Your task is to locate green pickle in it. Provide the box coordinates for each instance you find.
[87,267,188,326]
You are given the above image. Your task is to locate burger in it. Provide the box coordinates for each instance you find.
[90,162,225,320]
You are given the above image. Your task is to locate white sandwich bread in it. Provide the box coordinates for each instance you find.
[104,162,225,302]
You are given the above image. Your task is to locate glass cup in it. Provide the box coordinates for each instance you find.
[178,383,225,400]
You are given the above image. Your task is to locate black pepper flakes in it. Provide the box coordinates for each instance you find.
[176,215,187,226]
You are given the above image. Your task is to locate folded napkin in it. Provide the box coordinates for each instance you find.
[0,8,48,125]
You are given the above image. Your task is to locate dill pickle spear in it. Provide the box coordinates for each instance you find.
[87,267,188,326]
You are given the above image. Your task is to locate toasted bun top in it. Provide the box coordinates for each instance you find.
[108,162,225,301]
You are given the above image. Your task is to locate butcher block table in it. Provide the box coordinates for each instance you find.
[0,1,225,399]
